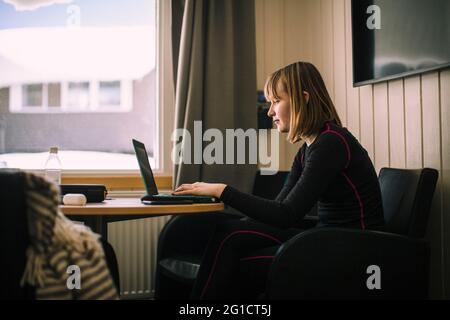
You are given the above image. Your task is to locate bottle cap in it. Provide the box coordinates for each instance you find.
[50,147,58,154]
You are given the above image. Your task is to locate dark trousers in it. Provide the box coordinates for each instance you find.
[190,215,302,300]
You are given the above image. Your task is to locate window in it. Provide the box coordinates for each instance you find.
[22,84,43,107]
[48,83,61,108]
[99,81,121,107]
[67,82,89,110]
[0,0,158,171]
[11,80,131,113]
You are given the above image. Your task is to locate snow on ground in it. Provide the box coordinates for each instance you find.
[0,150,155,170]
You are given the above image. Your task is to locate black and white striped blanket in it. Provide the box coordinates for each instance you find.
[20,172,118,300]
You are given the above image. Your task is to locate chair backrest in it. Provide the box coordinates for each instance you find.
[0,169,34,299]
[252,170,290,199]
[378,167,438,238]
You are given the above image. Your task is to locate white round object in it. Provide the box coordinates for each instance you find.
[63,194,87,206]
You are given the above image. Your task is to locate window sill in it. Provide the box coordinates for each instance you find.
[60,173,172,191]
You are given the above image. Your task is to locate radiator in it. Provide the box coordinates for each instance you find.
[108,215,171,299]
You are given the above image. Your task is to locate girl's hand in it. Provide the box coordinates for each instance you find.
[173,182,227,198]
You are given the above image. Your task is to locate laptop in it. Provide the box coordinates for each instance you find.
[132,139,218,204]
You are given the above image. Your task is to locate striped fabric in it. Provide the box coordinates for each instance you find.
[20,172,118,300]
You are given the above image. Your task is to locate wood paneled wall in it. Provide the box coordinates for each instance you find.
[255,0,450,299]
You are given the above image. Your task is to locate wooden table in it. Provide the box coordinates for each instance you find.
[60,198,225,239]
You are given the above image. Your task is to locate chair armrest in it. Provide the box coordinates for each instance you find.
[267,228,429,299]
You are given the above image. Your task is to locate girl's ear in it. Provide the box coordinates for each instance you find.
[303,91,310,104]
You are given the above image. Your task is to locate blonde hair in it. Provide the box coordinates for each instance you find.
[264,62,342,143]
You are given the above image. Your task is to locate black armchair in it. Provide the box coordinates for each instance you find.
[267,167,438,299]
[0,169,34,299]
[154,167,438,300]
[154,170,290,299]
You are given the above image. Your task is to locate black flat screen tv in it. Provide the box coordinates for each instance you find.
[352,0,450,87]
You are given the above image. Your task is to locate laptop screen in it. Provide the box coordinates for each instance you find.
[132,139,158,195]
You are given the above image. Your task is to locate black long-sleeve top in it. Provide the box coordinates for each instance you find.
[219,122,384,229]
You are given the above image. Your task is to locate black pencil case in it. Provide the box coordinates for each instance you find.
[59,184,107,203]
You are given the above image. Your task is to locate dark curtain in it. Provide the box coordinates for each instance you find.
[172,0,257,193]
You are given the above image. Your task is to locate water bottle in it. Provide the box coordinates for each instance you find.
[44,147,62,185]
